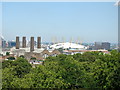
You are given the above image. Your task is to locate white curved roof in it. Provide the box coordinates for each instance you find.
[50,42,87,50]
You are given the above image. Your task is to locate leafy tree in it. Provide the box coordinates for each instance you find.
[12,58,32,78]
[2,60,13,69]
[6,52,10,56]
[2,67,17,88]
[19,55,25,58]
[2,50,120,89]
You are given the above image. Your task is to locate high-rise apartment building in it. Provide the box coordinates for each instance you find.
[8,41,16,48]
[94,42,110,50]
[102,42,110,50]
[2,39,6,48]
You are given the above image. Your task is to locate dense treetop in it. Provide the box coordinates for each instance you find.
[2,50,120,89]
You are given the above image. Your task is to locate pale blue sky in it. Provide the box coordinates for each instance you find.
[2,2,118,43]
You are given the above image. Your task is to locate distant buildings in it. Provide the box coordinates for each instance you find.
[94,42,102,50]
[0,36,6,48]
[8,41,16,48]
[101,42,110,50]
[10,36,61,61]
[94,42,110,50]
[1,35,117,62]
[2,39,6,48]
[1,36,16,48]
[63,49,110,55]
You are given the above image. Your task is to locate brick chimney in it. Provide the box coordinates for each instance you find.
[16,36,19,49]
[22,36,26,48]
[30,37,34,52]
[37,37,41,48]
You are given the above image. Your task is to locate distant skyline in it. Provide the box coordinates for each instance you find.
[2,2,118,43]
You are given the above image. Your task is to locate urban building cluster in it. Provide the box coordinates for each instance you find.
[89,42,110,50]
[0,36,118,64]
[12,37,60,59]
[1,38,16,48]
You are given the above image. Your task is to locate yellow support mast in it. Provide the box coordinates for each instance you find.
[70,37,73,45]
[62,37,65,43]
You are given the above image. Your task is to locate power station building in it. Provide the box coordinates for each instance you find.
[11,36,61,60]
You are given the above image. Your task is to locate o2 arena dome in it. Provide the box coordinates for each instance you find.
[50,42,87,50]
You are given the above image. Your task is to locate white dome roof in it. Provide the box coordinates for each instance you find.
[50,42,87,50]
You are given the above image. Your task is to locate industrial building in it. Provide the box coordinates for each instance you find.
[11,36,61,60]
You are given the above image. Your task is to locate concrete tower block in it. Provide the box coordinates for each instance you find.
[37,37,41,48]
[22,37,26,48]
[30,37,34,52]
[16,36,20,49]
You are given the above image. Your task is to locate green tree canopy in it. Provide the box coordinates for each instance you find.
[6,52,10,56]
[2,50,120,89]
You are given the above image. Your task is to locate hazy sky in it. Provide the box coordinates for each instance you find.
[2,2,118,43]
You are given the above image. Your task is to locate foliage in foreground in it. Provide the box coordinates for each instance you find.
[2,50,120,89]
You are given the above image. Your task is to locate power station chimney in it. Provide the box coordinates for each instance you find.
[16,36,20,49]
[22,36,26,48]
[37,37,41,48]
[30,37,34,52]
